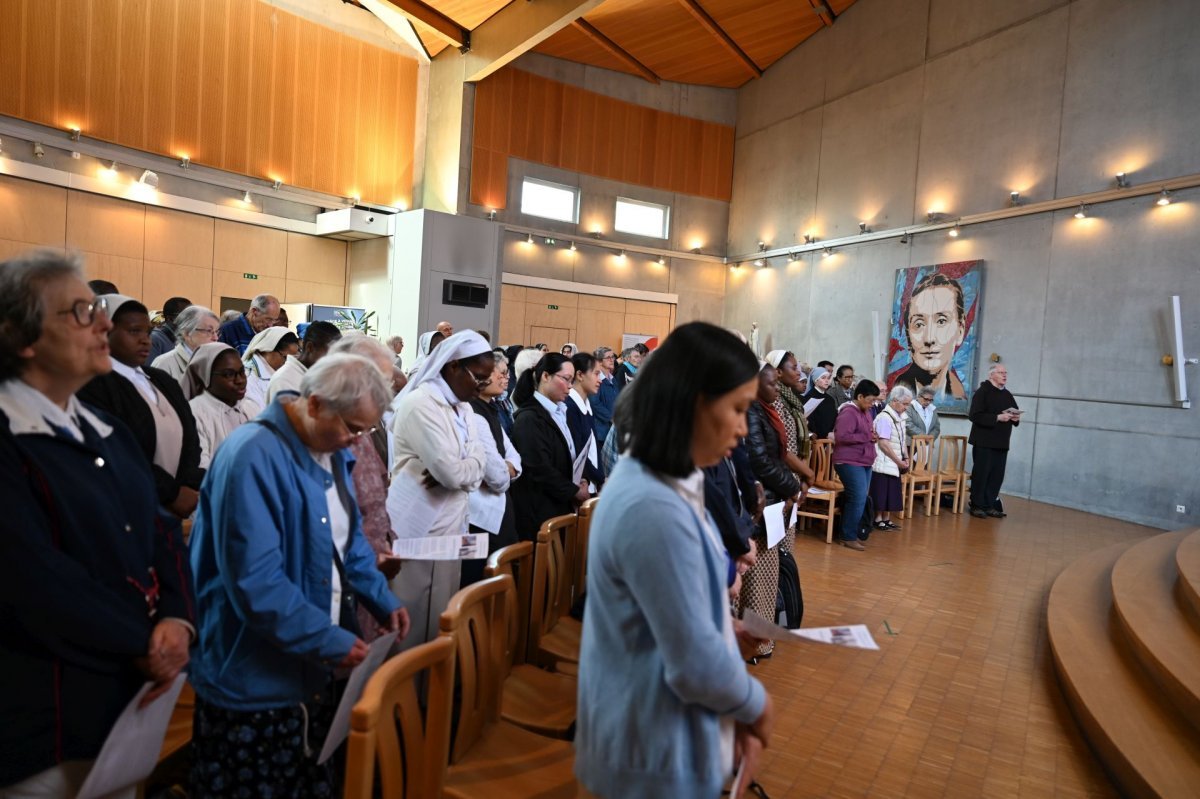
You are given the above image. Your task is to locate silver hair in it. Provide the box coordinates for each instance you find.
[492,351,509,366]
[887,384,914,403]
[220,309,241,323]
[988,362,1006,375]
[328,332,393,372]
[513,348,541,380]
[594,346,613,360]
[174,304,220,337]
[386,335,403,348]
[621,346,637,359]
[918,386,936,399]
[300,353,391,415]
[250,294,279,313]
[0,250,86,381]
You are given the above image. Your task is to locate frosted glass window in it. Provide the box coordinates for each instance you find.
[614,197,670,239]
[520,178,580,223]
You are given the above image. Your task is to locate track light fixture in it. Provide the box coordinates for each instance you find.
[821,247,833,258]
[948,223,960,238]
[803,233,815,245]
[138,170,159,189]
[858,221,869,234]
[1156,189,1172,206]
[1115,172,1130,189]
[1009,191,1020,206]
[242,190,252,203]
[786,252,798,262]
[179,155,191,169]
[691,247,702,255]
[487,209,497,220]
[544,237,556,245]
[525,233,534,244]
[656,255,666,265]
[273,179,283,190]
[590,230,602,239]
[757,241,767,252]
[617,250,626,261]
[899,232,910,245]
[1073,204,1088,219]
[753,257,765,267]
[68,127,81,142]
[568,241,577,252]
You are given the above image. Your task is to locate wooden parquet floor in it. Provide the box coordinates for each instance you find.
[752,496,1158,798]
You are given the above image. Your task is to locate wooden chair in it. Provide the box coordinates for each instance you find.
[574,497,598,602]
[484,542,577,739]
[528,514,582,670]
[902,434,936,518]
[796,438,842,544]
[933,435,969,515]
[439,576,578,799]
[343,637,456,799]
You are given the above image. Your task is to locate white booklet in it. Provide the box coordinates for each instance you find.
[392,532,490,560]
[803,398,824,418]
[740,611,880,651]
[763,501,787,549]
[386,469,447,539]
[77,672,189,799]
[317,632,399,765]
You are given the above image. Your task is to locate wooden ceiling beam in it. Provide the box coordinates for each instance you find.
[807,0,836,27]
[379,0,469,49]
[572,19,660,84]
[463,0,605,82]
[674,0,762,79]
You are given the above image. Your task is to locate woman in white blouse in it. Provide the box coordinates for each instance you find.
[182,342,256,469]
[241,327,299,415]
[151,305,220,380]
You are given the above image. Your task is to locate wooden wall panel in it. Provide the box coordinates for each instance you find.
[286,233,347,285]
[283,279,344,306]
[496,283,676,353]
[470,68,735,210]
[0,0,419,208]
[66,192,146,259]
[83,252,144,298]
[143,261,214,311]
[213,220,287,278]
[211,269,285,310]
[144,208,214,269]
[0,176,67,246]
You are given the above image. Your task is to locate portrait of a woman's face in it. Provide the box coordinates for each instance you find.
[907,285,965,373]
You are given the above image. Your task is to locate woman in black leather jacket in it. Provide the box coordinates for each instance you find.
[739,363,801,659]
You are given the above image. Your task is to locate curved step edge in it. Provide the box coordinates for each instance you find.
[1176,529,1200,627]
[1047,541,1200,799]
[1111,530,1200,733]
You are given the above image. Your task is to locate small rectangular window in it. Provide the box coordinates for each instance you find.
[520,178,580,223]
[614,197,670,239]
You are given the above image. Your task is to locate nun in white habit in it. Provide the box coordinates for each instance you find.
[241,327,299,415]
[182,342,257,469]
[389,330,495,649]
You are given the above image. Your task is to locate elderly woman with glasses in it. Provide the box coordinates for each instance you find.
[510,353,590,541]
[150,304,220,380]
[189,354,408,798]
[389,330,496,650]
[0,252,194,796]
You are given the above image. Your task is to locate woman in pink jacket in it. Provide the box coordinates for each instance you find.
[832,379,882,551]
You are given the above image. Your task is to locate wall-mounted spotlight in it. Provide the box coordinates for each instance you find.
[947,223,960,238]
[1073,204,1088,219]
[544,237,556,245]
[1156,189,1173,206]
[1115,172,1130,189]
[100,161,118,179]
[1009,191,1020,206]
[858,221,869,234]
[68,127,81,142]
[616,250,626,261]
[729,262,741,272]
[803,233,815,245]
[753,257,765,267]
[242,190,252,203]
[757,241,766,251]
[786,252,798,262]
[350,194,360,206]
[690,247,702,255]
[487,209,497,220]
[821,247,833,258]
[33,142,45,159]
[590,230,602,239]
[138,169,159,189]
[273,179,283,190]
[179,155,191,169]
[656,255,666,265]
[568,241,577,252]
[899,232,910,245]
[525,233,534,244]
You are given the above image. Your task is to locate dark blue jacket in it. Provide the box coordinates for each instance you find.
[703,456,755,561]
[217,312,255,355]
[0,402,193,786]
[592,375,618,444]
[566,396,605,489]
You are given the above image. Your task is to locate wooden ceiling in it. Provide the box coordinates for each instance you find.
[370,0,857,88]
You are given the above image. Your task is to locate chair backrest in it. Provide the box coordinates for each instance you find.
[909,434,935,475]
[531,514,576,660]
[575,497,598,600]
[938,435,968,474]
[811,438,840,486]
[484,541,534,667]
[344,636,456,799]
[438,575,513,764]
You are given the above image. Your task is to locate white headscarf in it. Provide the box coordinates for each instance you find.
[242,327,294,363]
[406,331,437,376]
[399,330,492,399]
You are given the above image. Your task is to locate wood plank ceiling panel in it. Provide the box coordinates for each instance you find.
[406,0,512,57]
[532,22,647,79]
[701,0,826,72]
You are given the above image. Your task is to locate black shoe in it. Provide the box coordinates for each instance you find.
[986,508,1006,518]
[969,506,988,518]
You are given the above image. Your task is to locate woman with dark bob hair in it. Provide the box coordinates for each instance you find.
[576,322,774,799]
[509,352,588,540]
[832,378,883,551]
[0,251,193,795]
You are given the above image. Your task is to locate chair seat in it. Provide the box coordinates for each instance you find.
[444,719,578,799]
[538,617,581,665]
[502,665,577,739]
[813,480,842,492]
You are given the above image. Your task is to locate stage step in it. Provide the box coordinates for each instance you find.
[1177,529,1200,626]
[1047,538,1200,798]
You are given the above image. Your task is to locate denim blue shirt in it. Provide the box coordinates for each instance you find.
[189,398,400,709]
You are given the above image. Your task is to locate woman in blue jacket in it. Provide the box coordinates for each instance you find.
[576,322,774,799]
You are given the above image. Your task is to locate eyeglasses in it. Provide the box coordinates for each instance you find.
[210,369,245,380]
[335,413,377,439]
[193,327,218,337]
[551,372,573,385]
[57,297,108,327]
[259,316,279,325]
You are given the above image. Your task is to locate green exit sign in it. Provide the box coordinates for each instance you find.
[547,304,558,310]
[243,272,258,279]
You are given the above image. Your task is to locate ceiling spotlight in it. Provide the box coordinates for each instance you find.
[899,232,910,245]
[1010,190,1020,206]
[757,241,767,252]
[487,209,497,220]
[100,161,118,179]
[1156,189,1172,206]
[803,233,815,245]
[525,233,535,245]
[1115,172,1130,189]
[544,237,556,245]
[242,190,252,203]
[273,179,283,190]
[948,223,960,238]
[926,210,943,223]
[690,247,702,255]
[590,230,602,239]
[568,241,577,252]
[729,263,741,272]
[1073,204,1088,219]
[821,247,833,258]
[617,250,626,261]
[68,127,81,141]
[858,221,869,234]
[33,142,45,159]
[179,155,191,169]
[753,258,765,267]
[656,255,666,265]
[786,252,798,262]
[138,169,159,189]
[350,194,360,205]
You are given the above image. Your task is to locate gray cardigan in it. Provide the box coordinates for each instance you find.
[906,403,941,440]
[575,457,766,798]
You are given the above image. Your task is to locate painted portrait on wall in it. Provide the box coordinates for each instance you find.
[886,260,983,416]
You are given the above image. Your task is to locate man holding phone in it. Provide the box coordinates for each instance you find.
[967,363,1021,518]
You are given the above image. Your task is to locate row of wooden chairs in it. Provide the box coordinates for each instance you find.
[795,434,972,543]
[345,503,599,798]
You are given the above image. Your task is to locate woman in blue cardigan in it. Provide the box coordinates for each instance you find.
[576,322,774,799]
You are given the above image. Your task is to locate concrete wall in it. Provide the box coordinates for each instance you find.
[726,0,1200,529]
[467,53,737,329]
